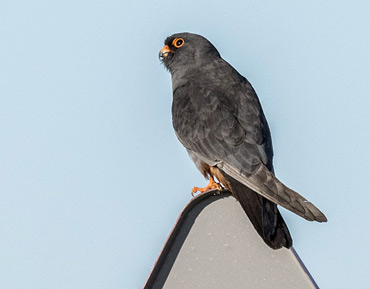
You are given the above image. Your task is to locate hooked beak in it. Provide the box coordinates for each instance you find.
[159,45,172,60]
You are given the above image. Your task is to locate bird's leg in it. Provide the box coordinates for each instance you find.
[191,176,223,197]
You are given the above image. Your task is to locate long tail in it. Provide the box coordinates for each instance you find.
[221,172,292,249]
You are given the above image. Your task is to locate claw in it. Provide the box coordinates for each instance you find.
[191,176,223,197]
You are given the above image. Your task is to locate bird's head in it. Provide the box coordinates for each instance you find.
[159,32,221,74]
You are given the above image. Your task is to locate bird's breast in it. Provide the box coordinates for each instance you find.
[172,87,203,142]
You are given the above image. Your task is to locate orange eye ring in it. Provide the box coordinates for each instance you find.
[172,38,185,48]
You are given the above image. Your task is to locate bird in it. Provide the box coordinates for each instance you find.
[159,32,327,249]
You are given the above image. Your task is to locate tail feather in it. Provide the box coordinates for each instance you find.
[222,172,292,249]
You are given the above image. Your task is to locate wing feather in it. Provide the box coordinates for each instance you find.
[172,61,326,223]
[219,162,327,222]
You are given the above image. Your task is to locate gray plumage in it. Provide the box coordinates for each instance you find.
[159,32,327,249]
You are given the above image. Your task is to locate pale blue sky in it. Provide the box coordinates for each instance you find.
[1,1,369,288]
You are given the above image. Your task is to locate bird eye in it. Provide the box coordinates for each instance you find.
[173,38,185,48]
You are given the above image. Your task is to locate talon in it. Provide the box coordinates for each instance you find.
[190,176,223,197]
[191,188,198,197]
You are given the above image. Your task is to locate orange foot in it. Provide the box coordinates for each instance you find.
[191,176,223,197]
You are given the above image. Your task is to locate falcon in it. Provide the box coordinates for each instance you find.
[159,32,327,249]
